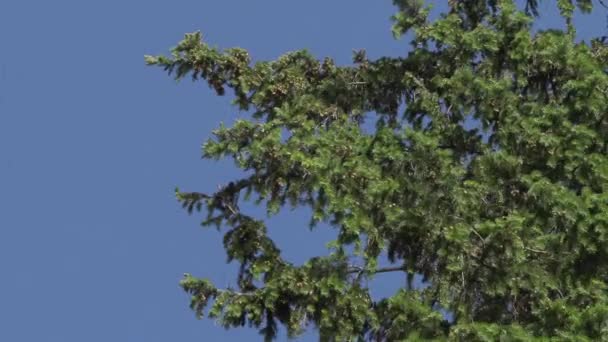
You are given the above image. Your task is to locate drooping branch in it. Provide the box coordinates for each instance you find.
[348,264,408,280]
[177,178,253,215]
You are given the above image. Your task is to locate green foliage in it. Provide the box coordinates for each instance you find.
[147,0,608,340]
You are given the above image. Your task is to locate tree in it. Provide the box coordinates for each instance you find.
[145,0,608,340]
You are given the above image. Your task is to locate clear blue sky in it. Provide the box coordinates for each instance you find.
[0,1,604,341]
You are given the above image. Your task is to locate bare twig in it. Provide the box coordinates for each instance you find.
[348,264,407,276]
[471,228,486,246]
[524,246,549,254]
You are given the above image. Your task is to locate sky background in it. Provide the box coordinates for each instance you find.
[0,1,605,341]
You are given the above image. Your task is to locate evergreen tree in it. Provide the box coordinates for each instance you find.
[146,0,608,340]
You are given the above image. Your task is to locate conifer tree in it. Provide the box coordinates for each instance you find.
[146,0,608,340]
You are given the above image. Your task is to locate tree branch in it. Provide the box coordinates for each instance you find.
[348,264,407,277]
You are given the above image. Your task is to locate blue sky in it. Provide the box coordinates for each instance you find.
[0,1,605,341]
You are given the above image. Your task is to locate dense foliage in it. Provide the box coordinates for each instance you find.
[146,0,608,340]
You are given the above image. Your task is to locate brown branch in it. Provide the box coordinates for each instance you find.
[375,265,408,274]
[348,264,407,277]
[470,227,486,246]
[524,246,549,254]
